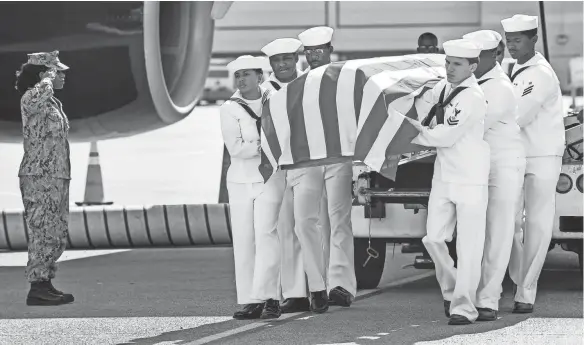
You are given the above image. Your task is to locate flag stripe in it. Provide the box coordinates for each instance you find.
[270,88,293,165]
[355,72,423,160]
[261,99,282,164]
[378,155,402,181]
[337,60,374,154]
[384,105,421,155]
[363,106,407,170]
[303,67,328,159]
[375,104,431,181]
[353,69,368,123]
[353,92,387,161]
[358,69,424,133]
[320,63,346,159]
[287,73,310,163]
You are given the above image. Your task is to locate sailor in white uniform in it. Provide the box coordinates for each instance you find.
[260,38,311,313]
[406,39,490,325]
[501,14,565,314]
[271,28,332,314]
[298,26,357,308]
[463,30,526,321]
[220,55,283,320]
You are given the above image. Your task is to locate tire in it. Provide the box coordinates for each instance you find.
[354,238,386,289]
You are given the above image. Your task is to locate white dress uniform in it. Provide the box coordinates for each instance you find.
[260,38,309,301]
[221,56,283,305]
[410,39,490,322]
[501,15,566,306]
[463,30,526,311]
[298,26,357,300]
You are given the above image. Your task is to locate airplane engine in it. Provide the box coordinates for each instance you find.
[0,1,215,143]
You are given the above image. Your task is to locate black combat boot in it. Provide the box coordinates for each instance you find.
[26,281,74,306]
[48,279,75,302]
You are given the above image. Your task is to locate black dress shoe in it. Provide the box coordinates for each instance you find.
[260,299,281,319]
[444,300,451,317]
[329,286,354,307]
[477,308,498,321]
[448,314,472,325]
[233,303,263,320]
[281,297,310,313]
[512,302,534,314]
[310,290,329,314]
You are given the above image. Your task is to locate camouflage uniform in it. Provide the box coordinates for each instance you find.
[18,69,71,283]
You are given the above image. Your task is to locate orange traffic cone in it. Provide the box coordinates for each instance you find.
[75,141,113,206]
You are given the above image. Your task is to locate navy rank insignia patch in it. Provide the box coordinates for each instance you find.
[447,108,461,126]
[522,81,534,97]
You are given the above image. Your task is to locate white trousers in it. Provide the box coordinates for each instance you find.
[287,166,327,292]
[277,183,309,299]
[423,181,488,322]
[227,170,286,305]
[476,158,526,310]
[509,156,562,304]
[318,162,357,296]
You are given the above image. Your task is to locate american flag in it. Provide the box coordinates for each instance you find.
[259,54,447,182]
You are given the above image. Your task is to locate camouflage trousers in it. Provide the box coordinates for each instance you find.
[19,176,70,283]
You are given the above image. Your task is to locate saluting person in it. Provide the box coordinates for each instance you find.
[298,26,357,308]
[462,30,525,321]
[502,14,565,314]
[260,38,311,313]
[16,51,74,306]
[405,39,490,325]
[221,55,283,320]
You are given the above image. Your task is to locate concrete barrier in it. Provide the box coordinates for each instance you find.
[0,204,234,251]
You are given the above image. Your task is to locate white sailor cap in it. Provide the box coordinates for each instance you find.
[227,55,266,74]
[443,39,482,58]
[298,26,334,47]
[501,14,538,33]
[261,38,302,57]
[463,30,502,50]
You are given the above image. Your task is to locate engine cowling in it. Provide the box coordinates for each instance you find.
[0,1,215,143]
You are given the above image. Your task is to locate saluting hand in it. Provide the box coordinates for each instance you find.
[40,69,57,81]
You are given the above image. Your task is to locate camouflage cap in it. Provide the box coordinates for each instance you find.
[27,50,69,70]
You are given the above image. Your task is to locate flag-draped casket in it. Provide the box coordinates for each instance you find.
[259,54,447,183]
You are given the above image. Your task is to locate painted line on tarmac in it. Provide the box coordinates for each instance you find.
[185,312,304,345]
[185,271,435,345]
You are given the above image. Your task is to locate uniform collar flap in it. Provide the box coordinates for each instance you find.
[479,63,504,81]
